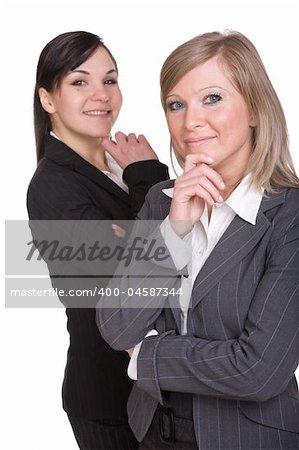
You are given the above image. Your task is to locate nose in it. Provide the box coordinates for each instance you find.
[184,104,206,130]
[90,83,109,103]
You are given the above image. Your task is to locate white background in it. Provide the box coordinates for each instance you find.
[1,0,298,448]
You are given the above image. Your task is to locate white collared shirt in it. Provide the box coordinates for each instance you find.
[103,152,129,193]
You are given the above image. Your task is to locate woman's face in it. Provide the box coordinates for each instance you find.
[165,56,255,175]
[41,47,122,145]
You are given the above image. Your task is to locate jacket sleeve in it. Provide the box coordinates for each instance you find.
[123,160,169,217]
[96,184,188,348]
[96,217,187,348]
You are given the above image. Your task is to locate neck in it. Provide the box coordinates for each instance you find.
[79,144,109,171]
[221,174,243,200]
[207,175,242,221]
[52,130,109,171]
[214,159,249,200]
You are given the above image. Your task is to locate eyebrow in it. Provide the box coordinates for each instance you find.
[166,85,224,99]
[70,68,117,75]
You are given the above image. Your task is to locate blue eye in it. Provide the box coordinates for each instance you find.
[204,94,222,105]
[168,101,185,111]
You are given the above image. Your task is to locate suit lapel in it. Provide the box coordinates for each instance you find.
[73,158,130,204]
[45,135,130,205]
[159,189,183,331]
[190,192,286,309]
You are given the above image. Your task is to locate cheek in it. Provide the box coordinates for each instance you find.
[54,94,80,113]
[166,115,180,139]
[113,89,123,109]
[214,107,236,128]
[117,94,123,111]
[215,107,249,139]
[167,122,186,157]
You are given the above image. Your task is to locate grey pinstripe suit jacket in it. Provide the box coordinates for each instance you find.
[97,180,299,449]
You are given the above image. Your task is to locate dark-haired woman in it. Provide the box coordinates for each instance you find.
[27,31,169,450]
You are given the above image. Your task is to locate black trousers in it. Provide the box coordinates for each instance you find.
[140,392,198,450]
[67,414,139,450]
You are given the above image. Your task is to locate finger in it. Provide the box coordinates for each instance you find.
[101,137,117,156]
[127,133,138,144]
[137,135,158,159]
[174,178,221,205]
[178,164,225,192]
[111,224,126,238]
[137,134,148,144]
[195,177,224,204]
[194,184,218,206]
[114,131,128,143]
[173,182,212,206]
[184,152,214,172]
[177,174,221,199]
[175,182,215,206]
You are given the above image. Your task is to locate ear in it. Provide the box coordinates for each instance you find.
[39,87,56,114]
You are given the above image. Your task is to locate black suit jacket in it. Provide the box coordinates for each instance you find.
[26,135,169,420]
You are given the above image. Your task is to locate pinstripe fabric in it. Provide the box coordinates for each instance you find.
[139,407,197,449]
[68,414,139,450]
[97,180,299,450]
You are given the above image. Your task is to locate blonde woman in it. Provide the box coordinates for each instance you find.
[98,31,299,449]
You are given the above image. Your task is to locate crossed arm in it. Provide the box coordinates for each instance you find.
[97,205,299,403]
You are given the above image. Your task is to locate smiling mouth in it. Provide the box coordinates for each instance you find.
[83,110,111,116]
[185,137,216,146]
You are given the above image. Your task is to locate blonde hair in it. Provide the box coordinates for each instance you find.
[160,30,299,193]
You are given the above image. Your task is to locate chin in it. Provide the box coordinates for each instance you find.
[89,132,110,140]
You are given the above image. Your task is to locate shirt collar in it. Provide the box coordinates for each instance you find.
[225,173,263,224]
[162,173,263,225]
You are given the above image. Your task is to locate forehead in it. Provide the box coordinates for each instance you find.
[74,46,116,71]
[171,56,235,94]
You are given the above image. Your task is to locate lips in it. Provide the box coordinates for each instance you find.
[83,109,111,116]
[185,136,216,145]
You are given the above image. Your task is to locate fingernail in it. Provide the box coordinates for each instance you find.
[218,195,224,203]
[220,182,226,189]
